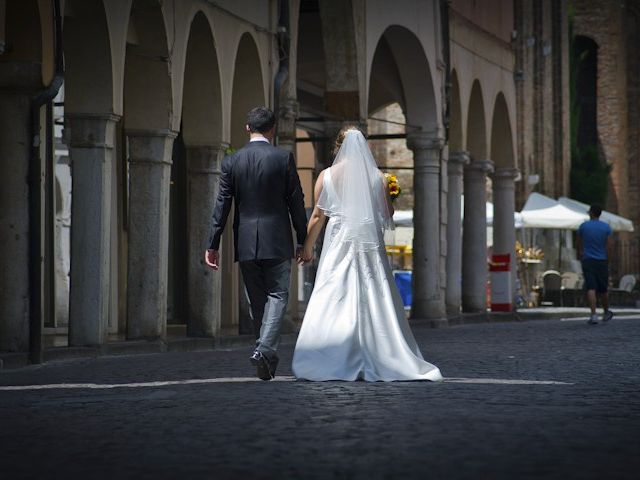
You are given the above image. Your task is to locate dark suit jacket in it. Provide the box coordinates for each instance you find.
[208,141,307,262]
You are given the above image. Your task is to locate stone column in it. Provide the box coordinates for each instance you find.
[126,130,176,340]
[185,144,224,337]
[492,167,519,303]
[407,132,446,319]
[462,159,494,312]
[277,98,301,327]
[0,93,33,352]
[446,151,470,315]
[66,114,119,346]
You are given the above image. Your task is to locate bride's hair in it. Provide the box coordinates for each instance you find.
[333,125,363,155]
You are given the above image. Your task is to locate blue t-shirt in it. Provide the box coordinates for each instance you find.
[578,219,612,260]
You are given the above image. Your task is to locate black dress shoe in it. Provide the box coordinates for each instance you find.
[266,356,279,378]
[249,351,272,381]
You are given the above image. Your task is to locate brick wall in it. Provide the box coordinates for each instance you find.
[514,0,569,209]
[367,103,414,211]
[573,0,639,276]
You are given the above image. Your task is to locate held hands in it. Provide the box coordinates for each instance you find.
[205,249,220,270]
[296,246,314,265]
[208,248,311,268]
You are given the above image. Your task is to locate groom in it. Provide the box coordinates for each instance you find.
[205,107,307,380]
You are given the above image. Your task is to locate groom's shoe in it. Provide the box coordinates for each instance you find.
[266,356,279,378]
[249,351,272,381]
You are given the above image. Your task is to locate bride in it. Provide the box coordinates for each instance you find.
[292,127,443,382]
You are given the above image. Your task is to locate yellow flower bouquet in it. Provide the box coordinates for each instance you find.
[384,173,401,201]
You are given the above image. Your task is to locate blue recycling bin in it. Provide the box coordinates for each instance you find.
[393,270,412,307]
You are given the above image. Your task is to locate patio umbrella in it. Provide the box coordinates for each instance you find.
[519,193,589,230]
[558,197,634,232]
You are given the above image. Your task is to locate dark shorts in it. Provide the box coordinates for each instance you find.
[582,259,609,293]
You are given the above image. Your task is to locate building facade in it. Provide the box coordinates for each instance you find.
[6,0,636,360]
[0,0,521,357]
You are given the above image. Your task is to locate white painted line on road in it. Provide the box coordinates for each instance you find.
[0,376,296,391]
[443,378,572,385]
[0,375,572,391]
[560,315,640,322]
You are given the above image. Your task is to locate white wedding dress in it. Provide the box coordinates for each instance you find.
[292,132,442,382]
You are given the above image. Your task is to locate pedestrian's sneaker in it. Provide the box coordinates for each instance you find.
[602,310,614,323]
[587,314,599,325]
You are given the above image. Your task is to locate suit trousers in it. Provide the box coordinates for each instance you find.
[239,258,291,359]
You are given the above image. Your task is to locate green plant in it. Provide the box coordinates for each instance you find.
[568,13,611,206]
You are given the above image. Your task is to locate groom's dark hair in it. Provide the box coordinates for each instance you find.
[246,107,276,133]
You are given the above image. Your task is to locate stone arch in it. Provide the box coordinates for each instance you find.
[168,10,224,336]
[123,0,176,341]
[63,0,113,114]
[181,11,222,146]
[449,69,464,151]
[123,0,173,131]
[490,92,515,168]
[222,31,266,333]
[368,25,438,131]
[230,32,266,148]
[466,80,487,160]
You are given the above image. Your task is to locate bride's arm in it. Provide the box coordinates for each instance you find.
[303,171,327,262]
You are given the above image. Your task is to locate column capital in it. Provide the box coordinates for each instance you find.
[185,144,226,175]
[279,97,299,122]
[406,131,445,152]
[491,167,520,182]
[127,130,177,166]
[65,113,121,149]
[448,150,470,175]
[126,128,179,139]
[184,141,229,152]
[449,150,471,164]
[464,159,494,176]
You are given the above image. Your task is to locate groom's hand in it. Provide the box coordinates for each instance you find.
[205,249,220,270]
[295,246,305,265]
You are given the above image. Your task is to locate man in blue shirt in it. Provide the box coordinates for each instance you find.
[576,205,614,324]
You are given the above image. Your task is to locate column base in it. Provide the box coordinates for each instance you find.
[410,299,447,320]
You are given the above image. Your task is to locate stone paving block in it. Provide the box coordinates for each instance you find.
[0,318,639,479]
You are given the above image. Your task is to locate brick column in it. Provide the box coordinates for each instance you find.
[126,129,176,340]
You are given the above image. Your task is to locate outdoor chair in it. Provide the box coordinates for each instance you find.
[608,274,638,307]
[561,272,582,289]
[541,270,562,306]
[618,274,637,293]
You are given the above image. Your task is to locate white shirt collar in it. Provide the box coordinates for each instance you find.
[250,135,270,144]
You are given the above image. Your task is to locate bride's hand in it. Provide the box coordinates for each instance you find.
[302,245,314,264]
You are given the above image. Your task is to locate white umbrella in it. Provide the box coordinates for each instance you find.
[392,210,413,227]
[519,193,588,230]
[392,198,523,228]
[558,197,634,232]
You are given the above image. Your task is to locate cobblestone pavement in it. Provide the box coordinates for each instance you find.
[1,317,639,480]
